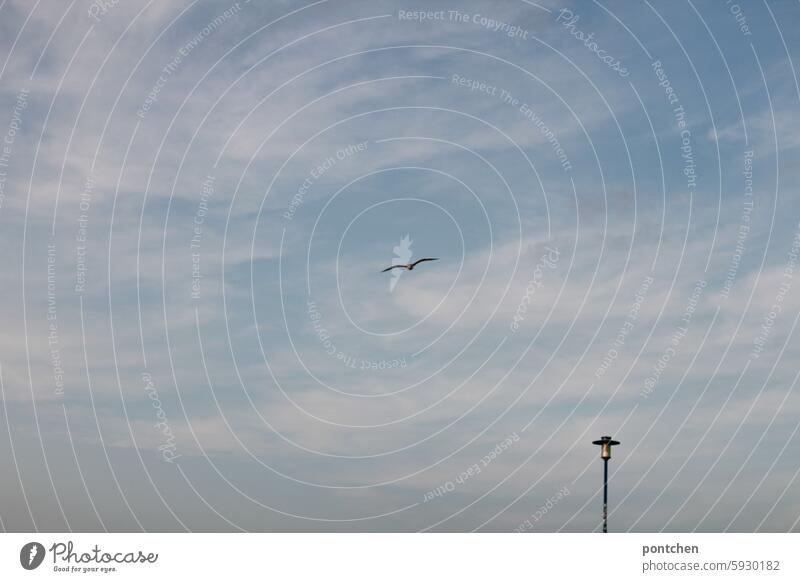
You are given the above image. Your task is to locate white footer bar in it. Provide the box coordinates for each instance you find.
[0,533,796,581]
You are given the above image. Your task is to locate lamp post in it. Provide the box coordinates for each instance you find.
[592,436,620,533]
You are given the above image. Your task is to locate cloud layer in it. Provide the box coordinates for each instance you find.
[1,0,799,532]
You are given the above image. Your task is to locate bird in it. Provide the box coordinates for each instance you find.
[381,258,439,272]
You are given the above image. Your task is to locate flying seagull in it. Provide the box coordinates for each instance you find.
[381,258,439,272]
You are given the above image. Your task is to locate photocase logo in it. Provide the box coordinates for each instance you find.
[389,234,413,292]
[20,542,45,570]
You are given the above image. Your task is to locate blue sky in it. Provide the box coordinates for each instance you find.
[1,0,800,532]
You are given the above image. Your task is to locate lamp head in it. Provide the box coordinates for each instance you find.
[592,435,620,459]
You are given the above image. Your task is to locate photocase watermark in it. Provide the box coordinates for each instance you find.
[87,0,120,23]
[652,59,697,194]
[726,0,752,37]
[48,540,158,573]
[518,101,573,172]
[450,74,500,98]
[423,433,519,502]
[397,10,447,23]
[142,372,181,463]
[0,87,29,211]
[307,300,407,371]
[136,2,245,119]
[514,486,571,532]
[74,175,93,294]
[398,10,529,39]
[448,10,529,39]
[750,222,800,360]
[595,275,654,379]
[47,243,65,396]
[190,175,214,300]
[450,74,572,172]
[721,149,754,299]
[388,234,413,292]
[511,246,560,332]
[641,280,706,398]
[555,8,629,77]
[284,141,368,221]
[20,542,46,570]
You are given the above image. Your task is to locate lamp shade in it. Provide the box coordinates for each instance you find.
[592,436,620,459]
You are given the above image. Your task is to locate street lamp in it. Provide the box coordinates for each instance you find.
[592,436,620,533]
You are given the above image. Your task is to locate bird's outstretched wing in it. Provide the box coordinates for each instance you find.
[381,264,408,272]
[410,258,439,268]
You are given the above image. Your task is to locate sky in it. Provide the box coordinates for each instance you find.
[1,0,800,532]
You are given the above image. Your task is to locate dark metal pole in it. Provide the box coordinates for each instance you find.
[603,458,608,533]
[593,436,619,533]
